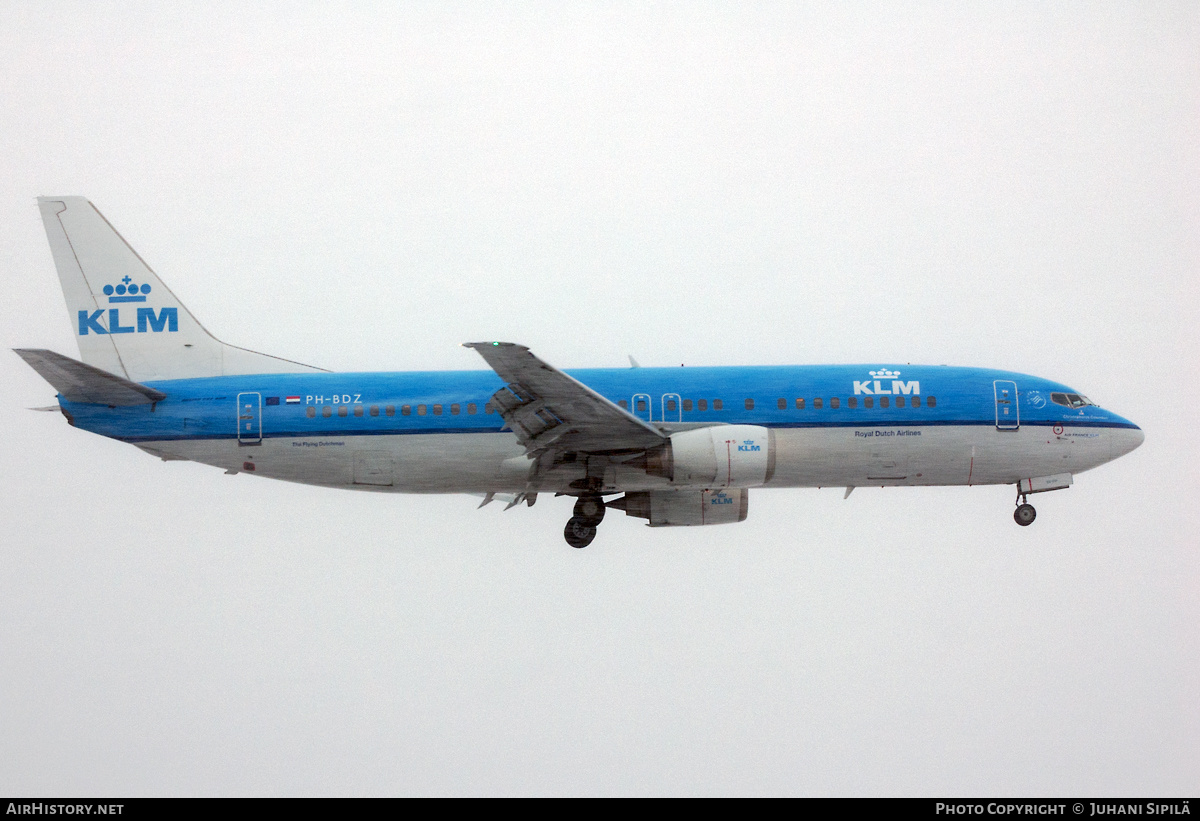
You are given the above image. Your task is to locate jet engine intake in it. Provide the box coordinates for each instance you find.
[641,425,775,487]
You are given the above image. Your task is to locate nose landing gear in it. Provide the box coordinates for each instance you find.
[1014,502,1037,526]
[564,494,606,548]
[1013,488,1036,526]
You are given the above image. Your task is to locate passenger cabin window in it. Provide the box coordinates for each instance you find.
[698,399,708,411]
[636,399,647,412]
[683,399,693,411]
[795,398,804,409]
[864,397,874,408]
[777,398,786,410]
[666,399,677,412]
[926,396,936,407]
[1051,392,1093,408]
[485,402,494,414]
[848,397,857,409]
[713,399,723,410]
[830,397,840,409]
[745,398,754,410]
[386,405,395,416]
[322,406,332,418]
[813,398,823,409]
[895,396,905,408]
[618,399,628,409]
[353,405,364,417]
[369,405,379,417]
[338,405,348,417]
[401,405,411,416]
[451,403,460,415]
[879,397,890,408]
[467,403,477,414]
[433,404,442,416]
[306,406,316,418]
[417,404,426,416]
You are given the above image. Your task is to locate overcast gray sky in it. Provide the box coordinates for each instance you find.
[2,2,1197,796]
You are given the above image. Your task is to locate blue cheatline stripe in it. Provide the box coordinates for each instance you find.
[770,419,1139,430]
[117,426,503,442]
[113,419,1138,444]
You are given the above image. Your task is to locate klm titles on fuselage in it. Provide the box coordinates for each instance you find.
[854,369,919,396]
[78,278,178,335]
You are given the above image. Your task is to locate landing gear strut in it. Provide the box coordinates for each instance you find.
[1013,489,1036,527]
[564,493,606,548]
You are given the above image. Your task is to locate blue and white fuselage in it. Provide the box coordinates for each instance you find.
[61,364,1141,493]
[18,197,1144,546]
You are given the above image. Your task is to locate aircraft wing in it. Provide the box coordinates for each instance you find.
[463,342,666,457]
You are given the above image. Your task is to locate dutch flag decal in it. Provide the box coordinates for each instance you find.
[285,396,301,404]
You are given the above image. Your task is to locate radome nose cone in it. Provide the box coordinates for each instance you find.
[1112,425,1145,459]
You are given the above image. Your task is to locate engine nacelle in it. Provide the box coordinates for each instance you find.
[612,489,749,527]
[643,424,775,487]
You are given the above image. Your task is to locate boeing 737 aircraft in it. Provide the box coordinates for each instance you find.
[17,197,1144,547]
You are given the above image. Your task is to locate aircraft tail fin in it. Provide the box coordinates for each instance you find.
[36,197,325,382]
[15,348,167,406]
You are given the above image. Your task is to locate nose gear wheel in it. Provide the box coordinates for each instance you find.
[1014,503,1036,526]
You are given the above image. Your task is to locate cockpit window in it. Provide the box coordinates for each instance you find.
[1051,392,1095,409]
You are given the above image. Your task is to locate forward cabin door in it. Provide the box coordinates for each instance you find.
[994,380,1019,431]
[237,392,262,445]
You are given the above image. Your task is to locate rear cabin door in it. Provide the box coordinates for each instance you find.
[993,380,1019,431]
[237,392,262,445]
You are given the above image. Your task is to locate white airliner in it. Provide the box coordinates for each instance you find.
[17,197,1144,547]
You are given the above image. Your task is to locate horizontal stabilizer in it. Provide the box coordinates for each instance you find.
[14,348,166,406]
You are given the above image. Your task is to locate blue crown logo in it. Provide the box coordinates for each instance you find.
[102,276,151,303]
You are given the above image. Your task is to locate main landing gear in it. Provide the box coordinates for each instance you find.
[564,494,606,548]
[1013,489,1037,527]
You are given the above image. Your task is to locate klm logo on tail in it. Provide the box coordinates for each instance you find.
[78,277,177,335]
